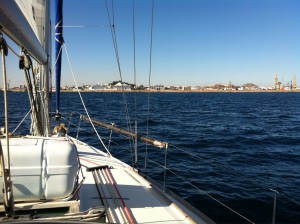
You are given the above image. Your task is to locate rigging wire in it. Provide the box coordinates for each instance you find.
[145,0,155,175]
[29,57,46,132]
[50,41,63,80]
[111,0,115,26]
[132,0,138,168]
[63,43,111,156]
[0,34,10,170]
[20,52,43,136]
[145,158,255,224]
[104,0,135,165]
[6,44,20,59]
[11,108,32,134]
[0,35,39,136]
[3,32,45,136]
[0,33,15,218]
[66,109,300,219]
[58,111,134,153]
[56,25,109,28]
[0,33,21,59]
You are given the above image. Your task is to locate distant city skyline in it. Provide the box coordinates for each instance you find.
[3,73,298,89]
[6,77,296,90]
[6,80,298,92]
[1,0,299,89]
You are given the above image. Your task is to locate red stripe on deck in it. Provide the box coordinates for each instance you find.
[105,168,135,224]
[79,157,101,166]
[79,156,135,224]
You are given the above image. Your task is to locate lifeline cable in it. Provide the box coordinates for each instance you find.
[12,108,32,134]
[167,166,255,224]
[145,157,255,224]
[170,143,300,206]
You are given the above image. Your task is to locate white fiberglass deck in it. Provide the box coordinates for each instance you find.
[75,138,214,224]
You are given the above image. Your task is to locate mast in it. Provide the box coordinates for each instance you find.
[55,0,63,116]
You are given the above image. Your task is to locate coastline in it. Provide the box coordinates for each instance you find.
[3,89,300,93]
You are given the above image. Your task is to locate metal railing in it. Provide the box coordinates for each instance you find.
[59,112,300,224]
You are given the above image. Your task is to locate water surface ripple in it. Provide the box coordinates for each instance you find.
[1,92,299,223]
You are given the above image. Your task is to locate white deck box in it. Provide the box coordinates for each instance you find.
[0,137,78,202]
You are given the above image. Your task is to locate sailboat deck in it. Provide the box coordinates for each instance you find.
[75,139,213,224]
[0,136,213,223]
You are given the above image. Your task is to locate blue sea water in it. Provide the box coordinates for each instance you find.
[1,91,300,223]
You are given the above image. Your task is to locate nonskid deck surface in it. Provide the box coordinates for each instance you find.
[75,139,212,224]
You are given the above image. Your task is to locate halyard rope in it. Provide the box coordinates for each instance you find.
[63,43,111,156]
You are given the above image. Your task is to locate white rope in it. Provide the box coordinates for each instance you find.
[51,43,63,75]
[63,43,111,156]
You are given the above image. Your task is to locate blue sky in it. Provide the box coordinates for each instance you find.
[3,0,300,88]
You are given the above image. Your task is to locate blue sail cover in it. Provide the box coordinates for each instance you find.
[55,0,63,113]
